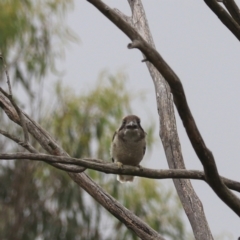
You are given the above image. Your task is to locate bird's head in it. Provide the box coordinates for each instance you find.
[118,115,145,140]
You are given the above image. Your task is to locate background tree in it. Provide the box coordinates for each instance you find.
[0,0,76,95]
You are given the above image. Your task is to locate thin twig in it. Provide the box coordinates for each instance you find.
[0,129,37,153]
[0,53,12,96]
[0,129,85,173]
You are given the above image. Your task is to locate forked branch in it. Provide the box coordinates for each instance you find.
[87,0,240,216]
[204,0,240,41]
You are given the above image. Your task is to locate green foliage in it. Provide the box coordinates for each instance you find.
[0,0,76,96]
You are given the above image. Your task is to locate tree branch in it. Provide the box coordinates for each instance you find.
[68,172,164,240]
[0,56,30,143]
[223,0,240,25]
[0,152,239,193]
[87,0,240,216]
[126,1,213,239]
[204,0,240,41]
[0,86,29,144]
[0,53,12,96]
[0,129,85,173]
[0,129,38,153]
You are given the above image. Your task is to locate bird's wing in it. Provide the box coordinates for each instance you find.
[112,131,117,141]
[143,145,146,156]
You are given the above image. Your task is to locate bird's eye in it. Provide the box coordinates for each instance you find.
[123,120,126,124]
[137,119,140,124]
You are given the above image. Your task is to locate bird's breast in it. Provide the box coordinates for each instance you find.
[111,135,145,166]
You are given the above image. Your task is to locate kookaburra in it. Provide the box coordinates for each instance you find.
[110,115,146,183]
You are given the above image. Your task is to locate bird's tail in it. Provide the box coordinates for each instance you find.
[117,175,134,183]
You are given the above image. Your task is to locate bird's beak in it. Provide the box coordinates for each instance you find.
[126,121,138,129]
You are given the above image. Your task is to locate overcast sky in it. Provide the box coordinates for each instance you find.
[55,1,240,239]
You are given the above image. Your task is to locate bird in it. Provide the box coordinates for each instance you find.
[110,115,146,183]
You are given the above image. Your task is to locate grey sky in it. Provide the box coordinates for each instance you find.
[58,1,240,239]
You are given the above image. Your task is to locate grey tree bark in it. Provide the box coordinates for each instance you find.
[124,1,213,239]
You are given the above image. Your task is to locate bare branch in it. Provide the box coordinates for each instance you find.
[0,152,239,193]
[126,1,213,238]
[0,129,37,153]
[0,53,12,96]
[223,0,240,25]
[204,0,240,41]
[87,0,240,216]
[11,101,30,143]
[113,8,132,25]
[0,129,84,173]
[0,87,29,144]
[69,172,165,240]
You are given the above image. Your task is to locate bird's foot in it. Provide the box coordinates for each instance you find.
[116,161,123,169]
